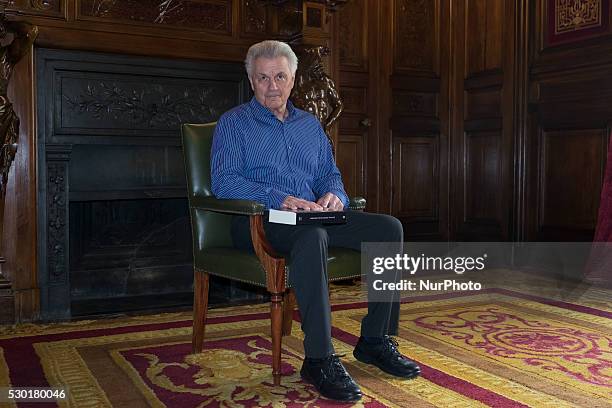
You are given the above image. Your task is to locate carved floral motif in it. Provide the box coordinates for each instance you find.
[47,161,68,282]
[80,0,229,32]
[63,81,231,128]
[243,0,266,33]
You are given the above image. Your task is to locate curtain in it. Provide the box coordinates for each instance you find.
[585,130,612,286]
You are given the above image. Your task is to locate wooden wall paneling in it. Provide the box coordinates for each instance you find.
[75,0,234,35]
[389,0,447,240]
[336,0,374,208]
[338,0,367,72]
[537,128,608,240]
[7,0,65,18]
[464,130,502,226]
[336,82,366,198]
[451,0,514,240]
[527,13,612,244]
[3,44,39,322]
[6,0,302,63]
[531,0,612,75]
[393,0,438,74]
[337,135,364,197]
[465,0,503,76]
[376,0,391,215]
[437,0,450,241]
[513,0,530,242]
[241,0,268,37]
[392,136,439,221]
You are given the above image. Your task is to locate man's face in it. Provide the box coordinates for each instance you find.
[250,56,295,114]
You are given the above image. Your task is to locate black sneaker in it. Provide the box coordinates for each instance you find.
[300,354,362,402]
[353,336,421,378]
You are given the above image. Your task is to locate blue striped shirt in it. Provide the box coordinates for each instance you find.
[211,97,348,210]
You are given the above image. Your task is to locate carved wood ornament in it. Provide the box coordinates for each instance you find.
[0,11,38,281]
[291,44,343,141]
[0,14,37,195]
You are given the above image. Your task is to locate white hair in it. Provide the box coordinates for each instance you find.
[245,40,298,79]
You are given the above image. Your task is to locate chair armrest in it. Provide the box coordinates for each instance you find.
[190,196,265,215]
[349,196,366,211]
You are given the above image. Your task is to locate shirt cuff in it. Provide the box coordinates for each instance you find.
[267,188,290,210]
[328,189,349,209]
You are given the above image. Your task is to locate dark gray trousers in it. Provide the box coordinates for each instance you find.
[231,210,403,358]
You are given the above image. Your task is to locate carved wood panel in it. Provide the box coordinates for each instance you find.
[340,86,366,114]
[337,0,367,71]
[6,0,64,17]
[242,0,267,34]
[393,91,438,117]
[393,0,438,73]
[57,76,236,135]
[77,0,232,34]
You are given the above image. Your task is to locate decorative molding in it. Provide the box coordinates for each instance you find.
[394,0,436,71]
[259,0,346,13]
[62,80,232,130]
[243,0,267,34]
[291,45,343,144]
[30,0,60,11]
[0,257,9,290]
[46,146,71,284]
[0,17,38,194]
[78,0,231,33]
[278,0,301,36]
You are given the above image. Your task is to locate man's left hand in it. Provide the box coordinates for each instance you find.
[316,193,344,211]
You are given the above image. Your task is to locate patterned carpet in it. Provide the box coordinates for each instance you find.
[0,270,611,407]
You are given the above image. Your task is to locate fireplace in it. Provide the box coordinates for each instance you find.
[36,48,255,319]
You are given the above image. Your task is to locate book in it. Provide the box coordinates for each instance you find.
[267,209,347,225]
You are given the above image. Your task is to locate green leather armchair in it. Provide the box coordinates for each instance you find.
[181,123,365,385]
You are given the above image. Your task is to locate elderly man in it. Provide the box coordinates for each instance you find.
[211,40,420,402]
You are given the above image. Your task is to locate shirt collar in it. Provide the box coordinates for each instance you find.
[249,97,297,122]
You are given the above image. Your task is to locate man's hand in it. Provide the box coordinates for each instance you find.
[316,192,344,211]
[281,196,324,211]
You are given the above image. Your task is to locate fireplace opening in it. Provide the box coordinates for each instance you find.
[69,198,265,317]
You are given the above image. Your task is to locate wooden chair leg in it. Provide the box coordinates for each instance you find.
[192,271,210,353]
[270,293,283,386]
[282,289,295,336]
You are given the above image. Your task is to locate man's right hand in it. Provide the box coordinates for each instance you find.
[281,196,324,211]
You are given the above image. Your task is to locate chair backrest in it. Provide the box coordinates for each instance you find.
[181,123,233,250]
[181,123,216,198]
